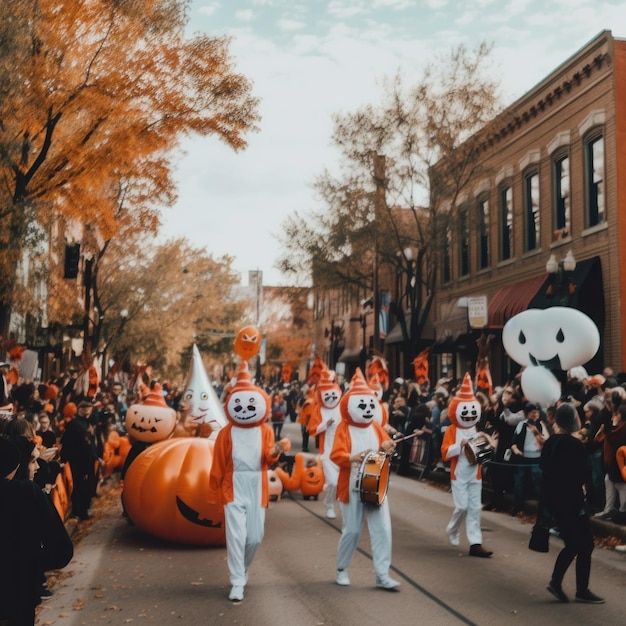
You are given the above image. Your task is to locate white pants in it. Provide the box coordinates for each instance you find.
[446,479,483,546]
[336,469,392,578]
[322,456,339,510]
[224,500,265,587]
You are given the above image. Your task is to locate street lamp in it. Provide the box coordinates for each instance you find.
[545,249,576,305]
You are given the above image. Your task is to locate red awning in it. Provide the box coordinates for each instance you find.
[487,274,547,329]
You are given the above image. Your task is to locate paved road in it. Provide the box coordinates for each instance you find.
[37,423,626,626]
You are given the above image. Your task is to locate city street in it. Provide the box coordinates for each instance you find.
[38,423,626,626]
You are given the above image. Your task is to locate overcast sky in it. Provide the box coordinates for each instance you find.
[160,0,626,286]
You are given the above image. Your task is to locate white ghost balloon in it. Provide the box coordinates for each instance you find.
[181,344,228,438]
[502,307,599,371]
[520,366,562,406]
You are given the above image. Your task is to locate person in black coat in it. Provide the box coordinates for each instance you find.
[0,436,73,625]
[541,403,604,604]
[60,400,99,520]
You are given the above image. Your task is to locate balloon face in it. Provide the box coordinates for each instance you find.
[122,438,225,546]
[233,325,261,360]
[502,307,600,371]
[226,388,268,426]
[521,366,562,406]
[346,392,381,425]
[453,399,481,428]
[125,403,177,443]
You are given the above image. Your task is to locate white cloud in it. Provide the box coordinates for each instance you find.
[198,1,220,17]
[277,18,307,31]
[235,9,255,21]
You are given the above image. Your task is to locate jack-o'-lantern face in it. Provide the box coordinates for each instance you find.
[345,392,381,425]
[233,325,261,361]
[451,399,481,429]
[125,403,177,443]
[226,388,268,426]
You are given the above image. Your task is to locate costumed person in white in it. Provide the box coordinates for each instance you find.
[331,368,399,590]
[441,372,495,558]
[207,361,283,602]
[308,367,342,519]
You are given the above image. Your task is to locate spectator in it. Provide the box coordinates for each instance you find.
[542,403,604,604]
[270,392,286,439]
[509,401,550,516]
[482,384,525,512]
[0,436,74,624]
[580,399,605,513]
[37,411,58,449]
[60,400,99,520]
[594,402,626,523]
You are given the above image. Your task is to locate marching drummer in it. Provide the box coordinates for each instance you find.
[441,372,496,558]
[330,368,399,590]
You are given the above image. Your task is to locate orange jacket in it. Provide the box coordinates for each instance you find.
[207,423,280,507]
[331,421,389,503]
[441,424,482,481]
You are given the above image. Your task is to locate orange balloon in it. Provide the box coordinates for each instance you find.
[122,438,226,546]
[233,325,261,360]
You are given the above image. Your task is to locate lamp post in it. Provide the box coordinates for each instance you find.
[545,249,576,305]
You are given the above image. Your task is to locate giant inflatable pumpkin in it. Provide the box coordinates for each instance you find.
[122,437,226,545]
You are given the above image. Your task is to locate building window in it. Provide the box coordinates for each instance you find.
[459,208,469,276]
[499,184,513,261]
[524,171,540,251]
[442,226,451,284]
[477,196,489,270]
[584,133,605,227]
[553,154,570,240]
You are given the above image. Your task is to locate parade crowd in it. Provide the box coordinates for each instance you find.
[2,356,626,621]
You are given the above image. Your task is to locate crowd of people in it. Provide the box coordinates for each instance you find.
[3,355,626,615]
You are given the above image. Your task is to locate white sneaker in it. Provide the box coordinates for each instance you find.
[376,575,401,590]
[228,585,244,601]
[326,506,336,519]
[446,529,460,546]
[336,569,350,586]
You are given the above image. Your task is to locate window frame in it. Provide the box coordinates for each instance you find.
[583,130,605,229]
[476,194,490,270]
[458,206,470,277]
[552,150,571,240]
[523,168,541,252]
[498,182,514,261]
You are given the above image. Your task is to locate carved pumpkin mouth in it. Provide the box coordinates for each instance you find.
[131,423,157,433]
[176,497,223,528]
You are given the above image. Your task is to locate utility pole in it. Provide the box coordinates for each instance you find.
[371,152,386,355]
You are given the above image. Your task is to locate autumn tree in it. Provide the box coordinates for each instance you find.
[95,232,245,381]
[278,43,503,375]
[0,0,260,341]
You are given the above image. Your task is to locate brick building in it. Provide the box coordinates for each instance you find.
[431,29,626,385]
[313,30,626,389]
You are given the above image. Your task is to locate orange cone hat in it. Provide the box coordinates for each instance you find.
[142,383,168,407]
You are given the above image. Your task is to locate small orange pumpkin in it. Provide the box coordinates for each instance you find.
[122,437,225,545]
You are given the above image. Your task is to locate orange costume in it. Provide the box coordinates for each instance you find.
[441,372,493,558]
[330,368,399,590]
[207,359,281,602]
